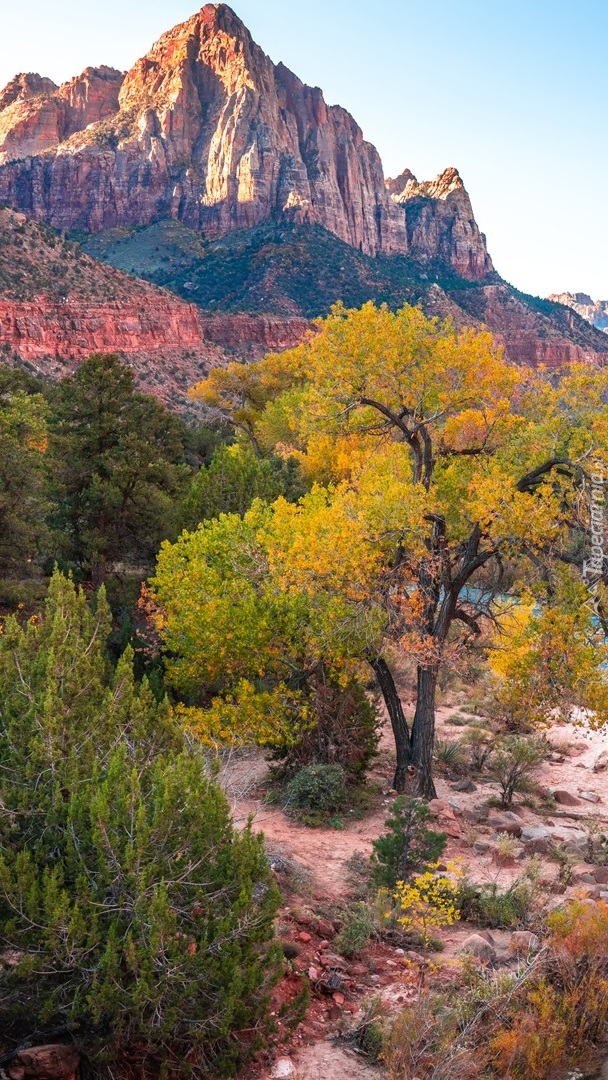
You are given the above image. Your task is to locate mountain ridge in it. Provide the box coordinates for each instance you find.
[0,5,606,374]
[0,3,492,277]
[548,292,608,335]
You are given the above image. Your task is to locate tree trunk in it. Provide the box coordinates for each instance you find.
[411,664,438,799]
[371,657,412,793]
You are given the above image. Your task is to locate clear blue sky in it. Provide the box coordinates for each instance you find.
[2,0,606,300]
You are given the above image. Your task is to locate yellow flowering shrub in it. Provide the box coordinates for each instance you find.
[395,861,462,946]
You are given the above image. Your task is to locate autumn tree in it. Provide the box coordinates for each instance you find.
[152,498,381,761]
[0,571,281,1072]
[48,354,189,582]
[184,303,608,797]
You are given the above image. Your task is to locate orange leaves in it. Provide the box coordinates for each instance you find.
[488,902,608,1079]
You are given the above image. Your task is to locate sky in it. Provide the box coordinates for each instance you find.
[1,0,607,300]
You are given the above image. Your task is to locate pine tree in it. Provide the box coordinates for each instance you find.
[0,385,50,578]
[49,354,189,582]
[0,571,281,1074]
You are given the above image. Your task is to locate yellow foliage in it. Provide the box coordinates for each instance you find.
[176,680,310,749]
[395,861,462,946]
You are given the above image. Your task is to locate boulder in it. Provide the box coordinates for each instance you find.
[473,840,492,854]
[509,930,540,955]
[520,825,553,853]
[594,750,608,772]
[578,790,601,803]
[459,934,497,962]
[571,863,598,885]
[552,789,582,806]
[594,866,608,885]
[270,1059,297,1079]
[451,779,477,792]
[566,741,590,756]
[319,952,348,970]
[5,1046,80,1080]
[487,811,523,837]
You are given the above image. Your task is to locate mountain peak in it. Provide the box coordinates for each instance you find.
[549,292,608,334]
[0,73,58,112]
[390,166,465,204]
[0,6,492,278]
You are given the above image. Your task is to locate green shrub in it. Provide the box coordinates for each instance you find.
[336,901,377,957]
[462,726,495,771]
[350,996,387,1060]
[0,572,281,1074]
[285,763,347,823]
[457,878,533,928]
[488,735,546,807]
[275,677,380,781]
[433,737,468,774]
[371,797,447,889]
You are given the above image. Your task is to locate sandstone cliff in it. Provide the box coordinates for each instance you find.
[0,4,492,278]
[548,292,608,335]
[0,205,309,408]
[388,166,493,279]
[0,67,123,164]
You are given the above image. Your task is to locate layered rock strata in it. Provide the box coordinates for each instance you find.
[0,4,493,278]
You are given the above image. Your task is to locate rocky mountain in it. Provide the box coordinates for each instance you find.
[549,292,608,335]
[0,67,124,164]
[0,4,492,279]
[0,4,606,374]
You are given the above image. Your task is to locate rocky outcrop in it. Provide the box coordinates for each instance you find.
[199,312,310,352]
[549,292,608,334]
[388,166,494,279]
[447,282,608,368]
[0,4,492,278]
[0,66,123,164]
[0,295,203,359]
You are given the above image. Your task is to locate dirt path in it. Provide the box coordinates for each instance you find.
[219,702,608,1080]
[218,720,399,901]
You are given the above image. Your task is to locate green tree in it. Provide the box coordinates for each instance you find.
[0,571,281,1073]
[0,385,50,578]
[181,442,304,530]
[49,354,189,582]
[371,797,448,888]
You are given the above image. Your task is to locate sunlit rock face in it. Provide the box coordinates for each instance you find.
[0,4,493,278]
[549,293,608,335]
[0,67,123,163]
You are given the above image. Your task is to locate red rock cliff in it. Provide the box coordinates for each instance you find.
[0,4,493,279]
[0,67,123,164]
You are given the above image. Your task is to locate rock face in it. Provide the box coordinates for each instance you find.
[0,4,492,278]
[549,292,608,335]
[199,312,310,352]
[0,66,123,164]
[0,295,203,359]
[447,282,608,367]
[388,166,493,279]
